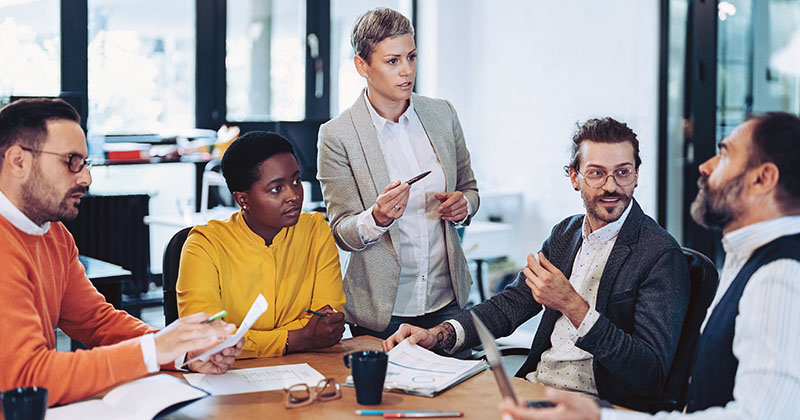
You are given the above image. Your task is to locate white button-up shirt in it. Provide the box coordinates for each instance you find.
[527,202,631,395]
[355,93,454,316]
[603,216,800,420]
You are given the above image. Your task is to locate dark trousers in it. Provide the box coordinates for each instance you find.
[351,300,472,359]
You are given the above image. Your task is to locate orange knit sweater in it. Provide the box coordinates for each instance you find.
[0,215,156,406]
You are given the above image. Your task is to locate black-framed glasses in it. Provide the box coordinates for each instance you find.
[20,147,92,173]
[577,167,636,188]
[283,378,341,409]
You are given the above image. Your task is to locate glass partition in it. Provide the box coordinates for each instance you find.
[87,0,195,133]
[226,0,306,122]
[0,0,60,99]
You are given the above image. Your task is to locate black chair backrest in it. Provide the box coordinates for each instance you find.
[162,227,193,325]
[656,247,720,412]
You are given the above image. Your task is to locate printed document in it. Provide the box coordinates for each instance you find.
[185,293,268,365]
[185,363,326,395]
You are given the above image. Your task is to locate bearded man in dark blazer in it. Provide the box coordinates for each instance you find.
[384,117,690,411]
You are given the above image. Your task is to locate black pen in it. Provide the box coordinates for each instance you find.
[305,308,329,317]
[405,171,431,185]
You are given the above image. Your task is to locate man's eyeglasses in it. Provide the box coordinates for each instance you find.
[21,147,92,173]
[283,378,341,409]
[577,167,636,188]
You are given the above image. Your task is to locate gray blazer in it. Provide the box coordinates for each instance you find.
[317,92,479,331]
[453,200,689,410]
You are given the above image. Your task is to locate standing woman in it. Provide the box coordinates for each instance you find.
[317,7,479,345]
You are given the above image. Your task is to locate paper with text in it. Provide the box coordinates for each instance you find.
[186,293,268,365]
[184,363,326,395]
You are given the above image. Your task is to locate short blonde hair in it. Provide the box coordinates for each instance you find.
[351,7,414,63]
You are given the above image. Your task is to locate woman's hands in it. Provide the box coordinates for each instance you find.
[287,305,346,353]
[372,181,411,227]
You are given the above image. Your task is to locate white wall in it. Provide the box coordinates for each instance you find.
[418,0,660,263]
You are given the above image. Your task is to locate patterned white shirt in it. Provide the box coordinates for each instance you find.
[603,216,800,420]
[448,202,632,397]
[527,202,631,395]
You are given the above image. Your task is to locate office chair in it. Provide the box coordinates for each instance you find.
[200,160,233,212]
[162,226,193,325]
[646,247,719,412]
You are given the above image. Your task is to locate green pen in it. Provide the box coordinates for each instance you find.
[202,310,227,323]
[304,308,329,317]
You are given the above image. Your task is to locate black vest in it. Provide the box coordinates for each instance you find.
[686,234,800,412]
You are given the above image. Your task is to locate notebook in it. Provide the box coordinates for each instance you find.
[45,374,207,420]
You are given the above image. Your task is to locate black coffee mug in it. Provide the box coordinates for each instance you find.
[1,386,48,420]
[343,350,388,405]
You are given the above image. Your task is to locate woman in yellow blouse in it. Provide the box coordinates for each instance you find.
[177,131,346,358]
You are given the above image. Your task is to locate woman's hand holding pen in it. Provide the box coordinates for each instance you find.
[372,181,411,227]
[435,191,468,222]
[287,305,346,352]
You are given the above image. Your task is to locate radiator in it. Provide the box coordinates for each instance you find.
[63,193,153,295]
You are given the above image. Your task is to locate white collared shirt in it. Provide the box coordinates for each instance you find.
[0,190,50,235]
[527,202,631,395]
[603,216,800,420]
[0,189,160,373]
[355,92,455,316]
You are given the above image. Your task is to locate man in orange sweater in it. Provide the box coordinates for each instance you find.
[0,98,243,406]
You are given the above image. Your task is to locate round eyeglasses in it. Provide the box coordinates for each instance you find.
[21,147,92,173]
[577,167,636,188]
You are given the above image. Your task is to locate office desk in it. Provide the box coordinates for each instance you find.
[75,255,130,350]
[93,154,212,212]
[461,221,514,301]
[79,255,130,310]
[162,336,548,419]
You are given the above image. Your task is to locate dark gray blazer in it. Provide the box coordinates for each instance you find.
[453,200,689,409]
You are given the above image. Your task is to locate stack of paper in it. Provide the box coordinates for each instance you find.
[346,340,487,397]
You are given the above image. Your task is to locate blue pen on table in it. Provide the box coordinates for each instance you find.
[202,310,227,323]
[355,410,463,418]
[304,308,329,317]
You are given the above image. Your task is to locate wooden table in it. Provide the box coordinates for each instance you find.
[162,336,548,419]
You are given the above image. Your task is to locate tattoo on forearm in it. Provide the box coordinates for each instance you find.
[434,323,456,351]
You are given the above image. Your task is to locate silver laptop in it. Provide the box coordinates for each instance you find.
[470,311,555,408]
[470,311,522,403]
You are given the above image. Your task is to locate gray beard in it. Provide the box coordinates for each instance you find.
[690,172,746,231]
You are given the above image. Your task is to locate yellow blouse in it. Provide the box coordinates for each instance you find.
[176,211,345,358]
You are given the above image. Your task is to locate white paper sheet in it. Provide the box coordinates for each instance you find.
[185,293,268,365]
[184,363,326,395]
